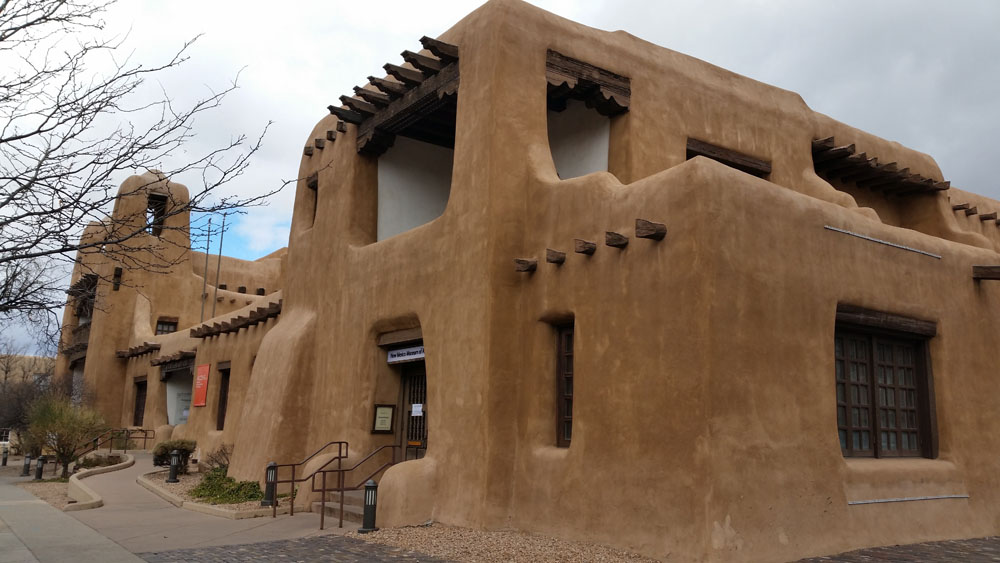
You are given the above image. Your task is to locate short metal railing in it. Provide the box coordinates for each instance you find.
[269,441,349,517]
[268,442,401,529]
[73,428,155,460]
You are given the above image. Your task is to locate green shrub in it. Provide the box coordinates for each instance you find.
[152,439,196,474]
[190,466,263,504]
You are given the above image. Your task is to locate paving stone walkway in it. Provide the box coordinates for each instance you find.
[798,535,1000,562]
[139,534,450,562]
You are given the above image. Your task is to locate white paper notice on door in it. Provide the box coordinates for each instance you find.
[411,403,423,417]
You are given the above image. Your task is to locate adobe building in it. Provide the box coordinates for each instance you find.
[56,1,1000,560]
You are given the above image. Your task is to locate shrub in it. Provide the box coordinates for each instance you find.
[152,439,196,473]
[27,394,107,478]
[77,453,123,469]
[190,466,263,504]
[203,444,232,471]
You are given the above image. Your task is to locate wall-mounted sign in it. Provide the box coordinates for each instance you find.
[411,403,423,417]
[387,345,425,364]
[192,364,210,407]
[372,404,395,434]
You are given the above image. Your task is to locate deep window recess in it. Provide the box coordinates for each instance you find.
[112,267,123,291]
[834,305,936,458]
[146,194,168,237]
[546,50,630,180]
[133,380,147,426]
[686,138,771,179]
[155,318,178,335]
[216,367,231,431]
[556,324,574,447]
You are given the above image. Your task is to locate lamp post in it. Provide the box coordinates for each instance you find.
[166,450,180,483]
[33,456,45,481]
[20,454,31,477]
[261,462,277,507]
[1,446,7,467]
[358,479,379,534]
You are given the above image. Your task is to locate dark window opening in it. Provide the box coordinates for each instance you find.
[686,138,771,179]
[556,323,574,448]
[156,318,178,335]
[834,307,936,459]
[146,194,168,237]
[112,267,123,291]
[216,368,231,431]
[133,380,147,426]
[218,283,227,290]
[237,286,246,294]
[256,287,266,296]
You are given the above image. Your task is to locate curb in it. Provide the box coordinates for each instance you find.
[64,453,135,512]
[137,469,289,520]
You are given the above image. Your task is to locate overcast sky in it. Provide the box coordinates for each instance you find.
[96,0,1000,261]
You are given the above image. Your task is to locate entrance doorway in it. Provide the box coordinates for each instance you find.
[401,361,427,460]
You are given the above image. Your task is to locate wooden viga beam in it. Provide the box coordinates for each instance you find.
[606,232,629,248]
[546,249,566,265]
[514,258,537,273]
[635,219,667,241]
[973,266,1000,280]
[419,36,459,63]
[574,239,596,255]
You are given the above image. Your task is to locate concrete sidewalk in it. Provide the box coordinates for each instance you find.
[0,471,141,563]
[70,452,347,554]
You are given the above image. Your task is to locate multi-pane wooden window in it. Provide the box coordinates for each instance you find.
[835,329,929,457]
[155,319,178,335]
[556,324,574,447]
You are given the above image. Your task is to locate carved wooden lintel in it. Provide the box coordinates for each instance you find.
[546,249,566,265]
[514,258,537,273]
[546,50,630,116]
[635,219,667,241]
[605,232,629,248]
[973,266,1000,280]
[574,239,596,255]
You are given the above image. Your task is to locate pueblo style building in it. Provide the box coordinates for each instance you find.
[56,1,1000,560]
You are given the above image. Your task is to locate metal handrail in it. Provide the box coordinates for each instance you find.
[312,444,401,529]
[269,441,349,518]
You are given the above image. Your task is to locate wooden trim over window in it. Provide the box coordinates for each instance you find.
[836,304,936,337]
[545,50,630,116]
[216,361,231,371]
[377,327,423,348]
[686,138,771,178]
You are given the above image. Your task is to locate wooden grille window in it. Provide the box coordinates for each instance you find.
[834,329,931,458]
[155,319,178,335]
[556,324,574,448]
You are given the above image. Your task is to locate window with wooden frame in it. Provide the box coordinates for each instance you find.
[834,305,937,458]
[216,366,231,431]
[155,318,178,335]
[556,323,574,447]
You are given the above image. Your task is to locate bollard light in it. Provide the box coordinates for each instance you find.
[166,449,180,483]
[2,446,7,467]
[358,479,379,534]
[261,462,277,507]
[33,456,45,481]
[20,454,31,476]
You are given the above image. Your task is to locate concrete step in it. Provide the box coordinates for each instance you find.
[310,499,364,524]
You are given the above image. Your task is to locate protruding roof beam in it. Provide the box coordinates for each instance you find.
[339,95,377,117]
[327,105,364,125]
[384,63,426,86]
[353,86,392,108]
[419,36,459,63]
[367,76,409,98]
[401,50,444,74]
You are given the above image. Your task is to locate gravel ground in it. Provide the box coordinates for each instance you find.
[347,524,659,563]
[17,480,72,510]
[153,469,268,512]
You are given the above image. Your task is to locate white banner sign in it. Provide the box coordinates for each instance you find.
[412,403,423,417]
[387,345,425,364]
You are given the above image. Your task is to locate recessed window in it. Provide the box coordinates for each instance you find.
[156,318,178,335]
[146,194,168,236]
[834,305,936,458]
[216,367,231,431]
[556,323,574,447]
[112,267,123,291]
[377,137,453,241]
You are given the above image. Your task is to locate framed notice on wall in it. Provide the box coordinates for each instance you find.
[192,364,210,407]
[371,404,395,434]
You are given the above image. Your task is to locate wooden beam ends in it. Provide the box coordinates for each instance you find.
[326,130,337,141]
[965,207,979,216]
[514,258,537,273]
[952,203,970,211]
[336,121,348,133]
[606,232,629,248]
[328,105,364,125]
[383,63,426,86]
[419,36,459,63]
[574,239,596,255]
[546,249,566,265]
[314,138,325,149]
[303,146,314,157]
[635,219,667,241]
[979,212,997,221]
[973,266,1000,280]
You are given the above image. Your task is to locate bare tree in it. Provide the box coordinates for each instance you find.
[0,335,53,451]
[0,0,281,325]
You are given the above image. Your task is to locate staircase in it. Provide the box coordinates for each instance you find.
[310,489,365,524]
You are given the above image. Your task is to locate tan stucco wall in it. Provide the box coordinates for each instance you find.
[57,1,1000,561]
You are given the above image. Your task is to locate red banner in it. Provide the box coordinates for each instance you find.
[193,364,210,407]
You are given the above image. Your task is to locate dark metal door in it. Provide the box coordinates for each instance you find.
[133,381,147,427]
[401,362,427,460]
